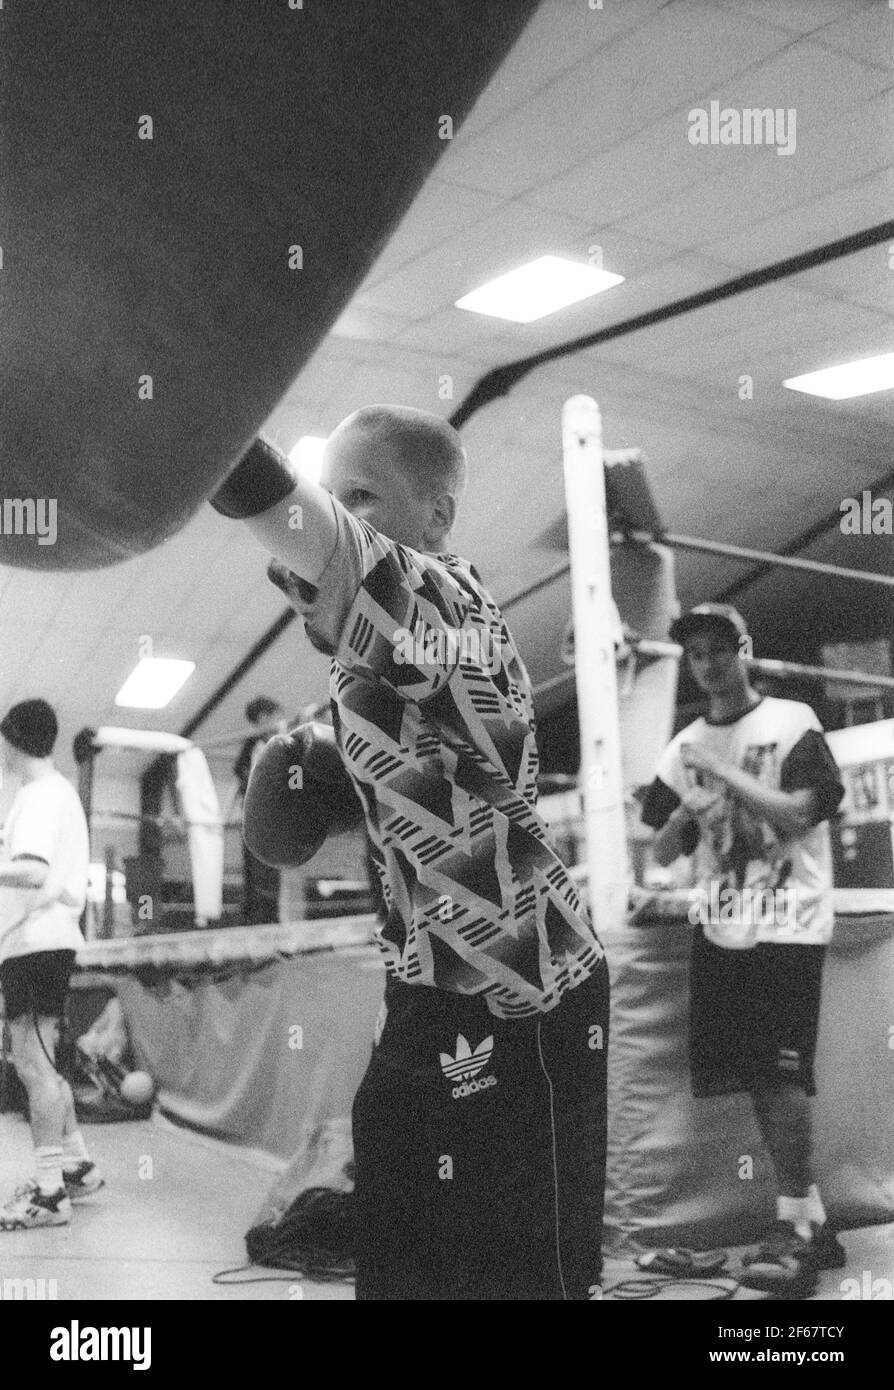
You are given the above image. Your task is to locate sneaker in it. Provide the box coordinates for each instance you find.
[740,1219,844,1296]
[63,1161,105,1202]
[0,1180,71,1230]
[808,1222,848,1270]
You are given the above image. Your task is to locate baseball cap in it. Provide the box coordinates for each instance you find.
[669,603,749,648]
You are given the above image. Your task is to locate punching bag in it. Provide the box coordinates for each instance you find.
[0,0,538,570]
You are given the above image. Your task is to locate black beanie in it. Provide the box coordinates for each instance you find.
[0,699,58,758]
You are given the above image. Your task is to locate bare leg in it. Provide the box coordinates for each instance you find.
[9,1015,67,1150]
[751,1083,813,1197]
[60,1077,78,1138]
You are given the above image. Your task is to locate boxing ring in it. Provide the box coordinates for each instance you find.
[603,896,894,1252]
[69,892,894,1253]
[76,726,225,933]
[63,395,894,1254]
[562,394,894,1251]
[74,919,382,1163]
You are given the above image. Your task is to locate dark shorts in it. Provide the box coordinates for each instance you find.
[352,963,610,1301]
[0,950,76,1021]
[689,933,826,1098]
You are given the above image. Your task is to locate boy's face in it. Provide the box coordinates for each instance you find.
[252,707,282,729]
[322,428,443,551]
[685,628,746,696]
[0,736,21,777]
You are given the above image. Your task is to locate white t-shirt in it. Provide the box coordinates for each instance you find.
[0,770,89,964]
[643,697,843,950]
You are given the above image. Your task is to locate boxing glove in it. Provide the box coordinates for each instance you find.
[209,438,296,519]
[242,722,364,868]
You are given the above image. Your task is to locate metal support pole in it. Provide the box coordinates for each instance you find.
[496,529,894,630]
[635,639,894,691]
[73,732,98,940]
[634,531,894,591]
[102,846,116,940]
[532,644,894,704]
[561,396,629,939]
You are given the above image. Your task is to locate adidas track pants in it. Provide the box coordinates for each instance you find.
[351,963,609,1300]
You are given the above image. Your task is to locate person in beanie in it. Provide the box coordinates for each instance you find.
[0,699,103,1229]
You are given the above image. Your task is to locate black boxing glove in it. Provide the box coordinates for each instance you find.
[210,438,296,519]
[72,726,99,764]
[242,722,364,868]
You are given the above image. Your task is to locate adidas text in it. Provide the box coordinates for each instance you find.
[452,1074,497,1100]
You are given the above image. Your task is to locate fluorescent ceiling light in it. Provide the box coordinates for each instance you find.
[455,255,624,323]
[115,658,195,709]
[783,352,894,400]
[288,435,327,484]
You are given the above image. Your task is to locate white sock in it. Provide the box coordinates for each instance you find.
[62,1130,91,1168]
[803,1183,826,1226]
[778,1193,817,1241]
[35,1146,64,1196]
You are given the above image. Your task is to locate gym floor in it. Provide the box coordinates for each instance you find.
[0,1111,351,1301]
[1,1110,890,1302]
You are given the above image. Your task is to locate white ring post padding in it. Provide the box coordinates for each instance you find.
[92,726,223,924]
[175,747,224,924]
[93,726,192,754]
[561,396,629,939]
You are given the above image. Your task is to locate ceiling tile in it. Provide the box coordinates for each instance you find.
[810,4,894,68]
[713,0,879,38]
[458,0,670,139]
[523,108,730,225]
[434,0,794,198]
[702,167,894,268]
[358,202,592,318]
[360,180,504,287]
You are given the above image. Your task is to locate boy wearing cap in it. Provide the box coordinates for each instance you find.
[640,606,846,1293]
[0,699,102,1229]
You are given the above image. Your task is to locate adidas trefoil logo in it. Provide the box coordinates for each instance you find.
[440,1034,497,1100]
[440,1033,492,1081]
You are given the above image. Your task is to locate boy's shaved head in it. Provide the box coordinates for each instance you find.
[330,405,467,503]
[322,404,467,552]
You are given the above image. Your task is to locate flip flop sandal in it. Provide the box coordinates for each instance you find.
[636,1248,728,1276]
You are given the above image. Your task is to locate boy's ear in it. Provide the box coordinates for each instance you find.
[426,491,456,545]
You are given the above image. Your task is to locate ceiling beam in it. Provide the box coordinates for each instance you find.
[449,220,894,428]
